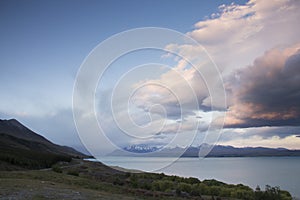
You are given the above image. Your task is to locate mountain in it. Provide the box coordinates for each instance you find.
[124,144,162,153]
[109,143,300,157]
[186,144,300,157]
[0,119,86,170]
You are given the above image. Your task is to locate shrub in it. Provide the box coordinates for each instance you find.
[177,182,192,193]
[67,169,79,176]
[51,165,62,173]
[185,177,200,185]
[191,184,202,196]
[151,180,174,192]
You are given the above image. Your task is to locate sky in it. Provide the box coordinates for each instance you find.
[1,0,300,154]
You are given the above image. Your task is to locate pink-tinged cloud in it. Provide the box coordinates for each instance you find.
[187,0,300,73]
[225,44,300,128]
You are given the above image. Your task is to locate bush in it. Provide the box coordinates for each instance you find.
[67,169,79,176]
[151,180,174,192]
[185,177,200,185]
[177,182,192,193]
[113,177,124,186]
[51,165,62,173]
[219,187,231,197]
[191,184,202,196]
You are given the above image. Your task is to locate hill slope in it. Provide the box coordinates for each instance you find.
[0,119,86,169]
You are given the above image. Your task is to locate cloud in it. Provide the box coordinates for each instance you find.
[120,0,300,146]
[162,0,300,127]
[156,0,300,146]
[219,134,300,150]
[187,0,300,73]
[217,126,300,149]
[225,44,300,128]
[130,60,209,120]
[75,0,300,149]
[96,87,210,147]
[160,0,300,115]
[220,126,300,141]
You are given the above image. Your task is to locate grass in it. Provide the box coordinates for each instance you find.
[0,170,185,200]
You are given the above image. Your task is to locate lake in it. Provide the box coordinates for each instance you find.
[89,156,300,199]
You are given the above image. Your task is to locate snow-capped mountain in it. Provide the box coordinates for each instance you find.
[124,144,162,153]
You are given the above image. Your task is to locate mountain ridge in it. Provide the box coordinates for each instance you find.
[0,118,87,169]
[0,118,85,157]
[0,119,50,143]
[108,143,300,157]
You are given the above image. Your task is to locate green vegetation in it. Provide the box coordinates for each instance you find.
[0,148,71,169]
[254,185,292,200]
[0,133,72,170]
[51,164,62,173]
[67,169,80,176]
[123,173,292,199]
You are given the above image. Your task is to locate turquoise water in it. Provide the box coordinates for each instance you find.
[90,156,300,198]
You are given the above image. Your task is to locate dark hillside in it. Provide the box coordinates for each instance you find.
[0,119,86,169]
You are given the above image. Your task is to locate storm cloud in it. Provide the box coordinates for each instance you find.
[225,44,300,128]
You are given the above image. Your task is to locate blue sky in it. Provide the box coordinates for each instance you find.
[0,0,246,115]
[1,0,300,153]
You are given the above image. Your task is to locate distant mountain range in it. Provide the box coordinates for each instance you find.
[0,119,86,169]
[123,144,162,153]
[109,143,300,157]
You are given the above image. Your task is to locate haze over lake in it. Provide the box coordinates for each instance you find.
[91,156,300,199]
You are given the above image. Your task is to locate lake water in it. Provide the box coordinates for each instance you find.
[89,156,300,199]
